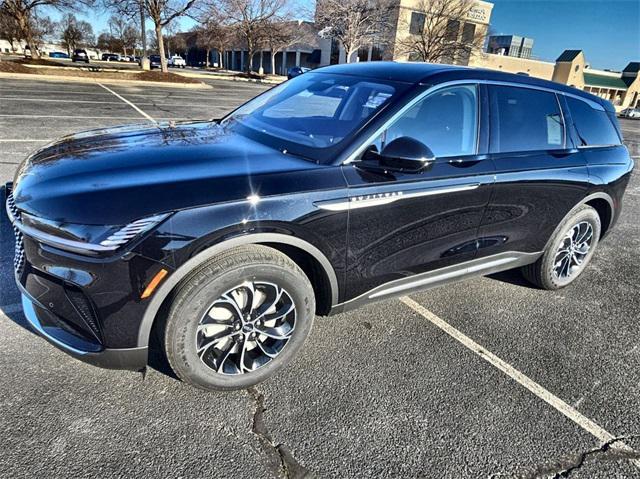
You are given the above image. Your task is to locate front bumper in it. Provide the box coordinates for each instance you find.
[20,291,147,370]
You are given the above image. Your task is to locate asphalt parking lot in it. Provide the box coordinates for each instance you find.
[0,77,639,478]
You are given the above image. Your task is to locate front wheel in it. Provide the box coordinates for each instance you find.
[522,205,601,290]
[164,245,315,391]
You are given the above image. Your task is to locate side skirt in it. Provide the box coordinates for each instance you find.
[329,251,542,315]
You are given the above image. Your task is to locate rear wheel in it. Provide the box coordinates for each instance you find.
[522,205,601,290]
[164,245,315,391]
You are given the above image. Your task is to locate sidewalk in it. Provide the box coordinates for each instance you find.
[177,68,286,85]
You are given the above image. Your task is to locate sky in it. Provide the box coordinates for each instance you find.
[488,0,640,70]
[49,0,639,71]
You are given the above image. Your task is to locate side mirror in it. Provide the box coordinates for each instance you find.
[372,137,435,173]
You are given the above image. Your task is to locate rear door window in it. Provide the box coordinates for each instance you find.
[566,97,621,147]
[489,85,565,153]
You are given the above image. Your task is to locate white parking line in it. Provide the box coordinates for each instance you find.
[399,296,640,467]
[0,89,112,96]
[98,83,156,124]
[0,97,228,108]
[0,139,51,142]
[0,97,127,104]
[0,114,142,120]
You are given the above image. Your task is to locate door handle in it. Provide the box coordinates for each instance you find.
[448,154,488,166]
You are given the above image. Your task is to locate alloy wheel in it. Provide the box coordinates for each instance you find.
[195,281,296,375]
[553,221,594,280]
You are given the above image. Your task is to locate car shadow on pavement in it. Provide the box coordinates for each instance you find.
[487,268,537,288]
[147,346,180,381]
[147,309,180,381]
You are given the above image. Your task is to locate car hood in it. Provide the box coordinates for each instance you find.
[12,121,322,225]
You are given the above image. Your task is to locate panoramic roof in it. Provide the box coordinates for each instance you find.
[314,61,608,109]
[315,61,466,83]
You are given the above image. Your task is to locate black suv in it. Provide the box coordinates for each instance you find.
[72,49,89,63]
[6,63,633,390]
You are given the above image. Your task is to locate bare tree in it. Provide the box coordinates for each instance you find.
[217,0,285,73]
[100,0,148,67]
[161,22,185,57]
[316,0,393,63]
[263,20,312,75]
[96,31,118,52]
[0,9,22,52]
[108,15,138,55]
[195,19,231,68]
[1,0,92,58]
[395,0,486,64]
[58,12,94,54]
[146,0,198,72]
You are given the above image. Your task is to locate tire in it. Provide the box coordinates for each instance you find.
[164,245,315,391]
[522,205,601,290]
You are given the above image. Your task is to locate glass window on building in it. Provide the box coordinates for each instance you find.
[489,85,565,153]
[462,23,476,44]
[371,44,384,61]
[409,12,426,35]
[566,97,621,147]
[330,39,340,65]
[445,20,460,42]
[357,46,369,62]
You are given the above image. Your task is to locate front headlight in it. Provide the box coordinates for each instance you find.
[98,215,170,249]
[18,212,170,255]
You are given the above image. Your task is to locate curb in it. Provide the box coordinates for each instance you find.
[0,71,212,89]
[21,63,134,74]
[176,70,285,85]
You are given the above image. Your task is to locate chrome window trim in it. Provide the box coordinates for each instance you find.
[342,79,604,165]
[576,144,622,149]
[483,80,604,111]
[343,81,481,165]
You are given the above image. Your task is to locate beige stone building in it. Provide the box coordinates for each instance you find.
[470,49,640,111]
[314,0,494,65]
[388,0,494,64]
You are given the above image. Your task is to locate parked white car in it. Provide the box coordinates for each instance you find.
[168,55,186,68]
[619,107,640,119]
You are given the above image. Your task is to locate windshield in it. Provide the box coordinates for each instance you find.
[220,72,407,162]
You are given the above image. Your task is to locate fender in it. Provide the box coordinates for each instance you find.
[136,233,340,348]
[542,191,614,252]
[580,191,614,211]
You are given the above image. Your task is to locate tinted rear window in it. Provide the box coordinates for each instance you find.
[566,97,621,147]
[489,85,565,153]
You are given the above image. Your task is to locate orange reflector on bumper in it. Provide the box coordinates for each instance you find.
[141,268,168,299]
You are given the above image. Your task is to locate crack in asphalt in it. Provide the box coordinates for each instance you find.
[247,387,314,479]
[525,435,640,478]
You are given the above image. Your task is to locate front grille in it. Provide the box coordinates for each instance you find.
[6,191,25,275]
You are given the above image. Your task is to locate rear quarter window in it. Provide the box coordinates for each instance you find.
[566,97,621,147]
